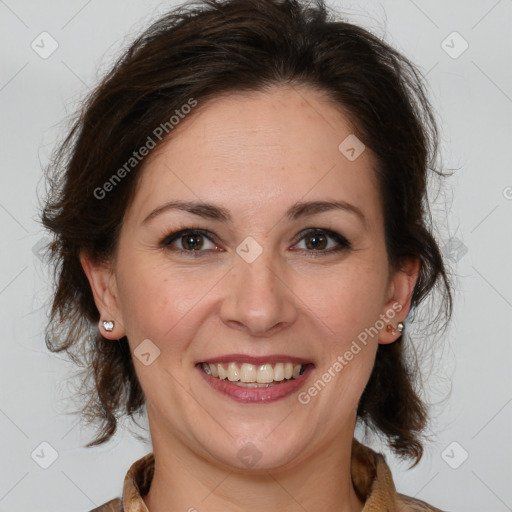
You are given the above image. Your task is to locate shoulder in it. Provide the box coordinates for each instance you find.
[89,497,122,512]
[396,492,448,512]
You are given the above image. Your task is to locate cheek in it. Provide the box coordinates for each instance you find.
[295,260,388,343]
[115,252,220,351]
[292,258,386,407]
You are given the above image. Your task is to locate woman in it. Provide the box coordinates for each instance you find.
[41,0,453,510]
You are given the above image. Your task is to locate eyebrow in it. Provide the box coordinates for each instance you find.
[142,199,366,226]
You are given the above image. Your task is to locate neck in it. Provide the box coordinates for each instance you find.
[143,422,365,512]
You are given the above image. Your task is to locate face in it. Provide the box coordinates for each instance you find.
[84,85,417,472]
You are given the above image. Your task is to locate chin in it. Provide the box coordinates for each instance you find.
[203,433,305,472]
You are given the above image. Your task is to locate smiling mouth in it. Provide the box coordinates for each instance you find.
[198,361,313,388]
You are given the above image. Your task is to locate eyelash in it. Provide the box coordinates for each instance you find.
[160,227,352,258]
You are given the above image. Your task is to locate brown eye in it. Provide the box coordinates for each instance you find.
[180,232,204,250]
[304,231,328,250]
[294,229,351,255]
[162,229,219,254]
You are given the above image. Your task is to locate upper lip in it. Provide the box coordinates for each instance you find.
[198,354,314,366]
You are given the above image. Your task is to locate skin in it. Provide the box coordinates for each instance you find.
[81,84,419,512]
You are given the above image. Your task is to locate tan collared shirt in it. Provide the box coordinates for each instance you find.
[90,438,445,511]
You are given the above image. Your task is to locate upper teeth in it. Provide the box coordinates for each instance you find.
[202,362,303,383]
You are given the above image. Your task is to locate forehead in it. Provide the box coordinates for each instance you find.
[126,85,382,227]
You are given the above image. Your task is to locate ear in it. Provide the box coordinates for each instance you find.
[378,257,420,345]
[80,250,126,340]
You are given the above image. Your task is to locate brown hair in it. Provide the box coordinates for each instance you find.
[41,0,452,465]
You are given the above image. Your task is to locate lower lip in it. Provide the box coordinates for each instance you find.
[196,364,314,403]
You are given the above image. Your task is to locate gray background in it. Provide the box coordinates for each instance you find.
[1,0,511,510]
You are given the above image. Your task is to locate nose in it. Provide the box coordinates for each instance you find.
[219,250,298,337]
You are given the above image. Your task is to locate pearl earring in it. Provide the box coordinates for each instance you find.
[102,320,115,332]
[386,322,404,334]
